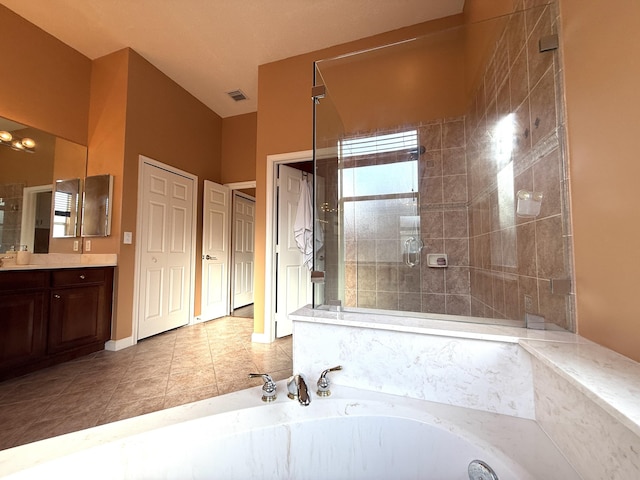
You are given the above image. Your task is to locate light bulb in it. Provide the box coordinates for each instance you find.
[0,131,12,142]
[21,137,35,148]
[12,140,24,150]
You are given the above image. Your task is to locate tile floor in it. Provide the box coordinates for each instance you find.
[0,313,292,451]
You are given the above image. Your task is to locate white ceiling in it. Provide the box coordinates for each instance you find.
[2,0,465,118]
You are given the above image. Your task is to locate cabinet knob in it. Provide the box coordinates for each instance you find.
[79,274,86,280]
[54,294,61,299]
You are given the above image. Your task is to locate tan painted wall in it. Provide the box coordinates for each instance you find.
[85,49,129,338]
[0,5,90,144]
[559,0,640,362]
[114,49,223,339]
[318,28,467,132]
[221,112,257,184]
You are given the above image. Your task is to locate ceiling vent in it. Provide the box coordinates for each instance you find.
[227,89,248,102]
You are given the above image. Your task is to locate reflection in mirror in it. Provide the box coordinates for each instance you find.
[52,179,80,238]
[19,185,52,253]
[0,116,87,253]
[82,174,113,237]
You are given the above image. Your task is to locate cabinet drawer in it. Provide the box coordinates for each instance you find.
[0,270,48,291]
[51,268,106,287]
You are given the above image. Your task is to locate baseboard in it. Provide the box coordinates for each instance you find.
[251,332,273,344]
[105,336,135,351]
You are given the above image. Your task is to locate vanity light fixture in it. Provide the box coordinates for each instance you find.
[0,130,36,152]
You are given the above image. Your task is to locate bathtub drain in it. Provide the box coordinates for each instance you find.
[468,459,499,480]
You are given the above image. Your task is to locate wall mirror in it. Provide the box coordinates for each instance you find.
[52,178,81,238]
[0,116,87,253]
[82,174,113,237]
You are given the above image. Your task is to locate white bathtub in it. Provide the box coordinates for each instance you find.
[0,384,579,480]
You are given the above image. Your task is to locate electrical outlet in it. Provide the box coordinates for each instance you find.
[524,294,533,312]
[73,240,79,252]
[85,240,91,252]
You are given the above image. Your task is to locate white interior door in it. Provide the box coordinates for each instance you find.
[232,193,255,309]
[138,162,194,340]
[201,180,230,320]
[275,165,312,337]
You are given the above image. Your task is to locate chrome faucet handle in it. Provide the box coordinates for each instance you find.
[248,373,277,402]
[316,365,343,397]
[287,374,311,406]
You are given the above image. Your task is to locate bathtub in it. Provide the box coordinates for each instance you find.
[0,384,579,480]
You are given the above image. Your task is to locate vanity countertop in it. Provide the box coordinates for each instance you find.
[0,253,117,270]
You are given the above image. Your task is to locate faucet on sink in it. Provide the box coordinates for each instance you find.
[287,374,310,406]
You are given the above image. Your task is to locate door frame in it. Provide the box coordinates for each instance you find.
[230,190,256,311]
[132,155,198,344]
[256,150,313,344]
[224,181,256,315]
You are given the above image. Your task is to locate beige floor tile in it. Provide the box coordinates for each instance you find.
[0,313,292,451]
[166,367,217,395]
[107,375,168,406]
[0,397,53,430]
[163,384,219,409]
[18,410,103,446]
[0,424,26,451]
[39,388,112,422]
[0,377,73,404]
[124,363,173,383]
[97,396,166,425]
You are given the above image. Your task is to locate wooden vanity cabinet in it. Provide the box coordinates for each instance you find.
[49,268,113,355]
[0,266,114,380]
[0,271,48,372]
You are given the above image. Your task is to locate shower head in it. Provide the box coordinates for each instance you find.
[408,145,426,160]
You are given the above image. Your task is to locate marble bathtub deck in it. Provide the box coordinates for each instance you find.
[292,306,640,437]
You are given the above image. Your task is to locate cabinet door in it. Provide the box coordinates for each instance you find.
[48,285,108,354]
[0,292,47,368]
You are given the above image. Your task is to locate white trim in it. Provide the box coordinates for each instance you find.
[104,336,134,351]
[233,190,255,202]
[251,332,272,344]
[264,150,313,343]
[225,181,256,190]
[133,155,198,344]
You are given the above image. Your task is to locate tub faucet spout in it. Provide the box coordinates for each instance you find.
[287,374,310,406]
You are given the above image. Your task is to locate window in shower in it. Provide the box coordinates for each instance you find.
[340,130,421,311]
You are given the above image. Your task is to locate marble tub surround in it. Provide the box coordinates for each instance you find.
[0,253,117,269]
[291,307,640,479]
[520,339,640,438]
[293,318,538,418]
[532,358,640,480]
[295,305,586,344]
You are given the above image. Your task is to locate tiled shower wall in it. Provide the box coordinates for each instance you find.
[466,1,572,329]
[329,1,573,329]
[419,118,472,316]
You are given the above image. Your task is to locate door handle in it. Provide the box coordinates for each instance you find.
[203,254,217,260]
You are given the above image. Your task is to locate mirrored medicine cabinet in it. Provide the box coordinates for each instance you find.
[81,174,113,237]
